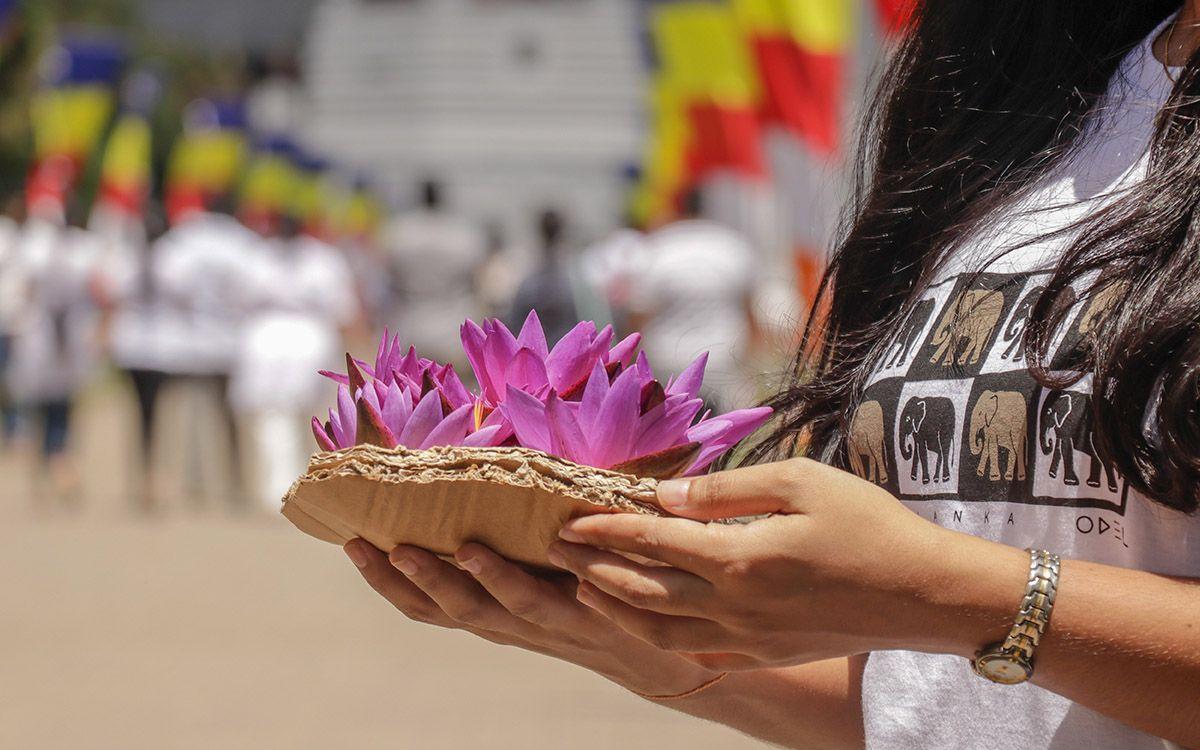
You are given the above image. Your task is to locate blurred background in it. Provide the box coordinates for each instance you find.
[0,0,902,747]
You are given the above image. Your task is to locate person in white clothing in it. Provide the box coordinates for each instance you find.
[0,189,26,442]
[151,197,260,507]
[627,189,762,410]
[230,214,360,511]
[6,199,105,502]
[381,179,486,365]
[342,6,1200,750]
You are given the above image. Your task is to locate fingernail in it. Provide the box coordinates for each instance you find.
[558,525,583,543]
[546,543,567,569]
[657,479,691,510]
[392,555,419,576]
[344,542,368,569]
[459,557,482,575]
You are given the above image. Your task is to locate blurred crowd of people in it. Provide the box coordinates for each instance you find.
[0,175,782,516]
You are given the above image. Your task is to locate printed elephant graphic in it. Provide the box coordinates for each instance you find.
[898,396,955,484]
[1039,390,1118,491]
[1077,282,1127,335]
[881,299,936,369]
[929,290,1005,367]
[848,400,888,484]
[1000,287,1044,361]
[969,390,1027,481]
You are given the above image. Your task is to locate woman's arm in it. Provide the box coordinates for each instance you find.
[344,538,865,749]
[667,656,866,750]
[552,459,1200,748]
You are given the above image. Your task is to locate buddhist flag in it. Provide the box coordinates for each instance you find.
[289,151,337,240]
[95,72,161,218]
[238,135,301,235]
[631,78,692,225]
[734,0,851,155]
[27,37,124,215]
[339,177,384,245]
[633,1,767,225]
[654,1,766,180]
[165,99,247,223]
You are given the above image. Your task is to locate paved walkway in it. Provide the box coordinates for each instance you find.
[0,377,762,749]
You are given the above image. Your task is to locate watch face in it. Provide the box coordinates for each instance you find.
[976,653,1033,685]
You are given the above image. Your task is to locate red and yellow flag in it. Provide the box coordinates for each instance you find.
[96,113,152,216]
[633,1,768,225]
[734,0,852,155]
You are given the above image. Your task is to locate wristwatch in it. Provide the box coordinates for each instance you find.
[972,548,1061,685]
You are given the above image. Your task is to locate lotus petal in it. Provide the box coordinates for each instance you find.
[633,395,703,457]
[516,309,549,359]
[546,392,590,464]
[607,332,641,367]
[502,385,552,453]
[398,389,444,448]
[505,346,550,394]
[667,352,708,400]
[462,423,506,447]
[420,403,474,450]
[357,395,399,448]
[336,385,357,444]
[545,320,597,392]
[590,365,641,468]
[311,417,338,451]
[578,358,610,433]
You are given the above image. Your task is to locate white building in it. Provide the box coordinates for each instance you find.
[301,0,647,264]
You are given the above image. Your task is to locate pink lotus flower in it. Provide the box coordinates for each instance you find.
[312,317,772,478]
[461,312,640,404]
[311,346,507,452]
[501,352,772,477]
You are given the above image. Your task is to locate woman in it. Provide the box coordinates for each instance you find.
[342,4,1200,748]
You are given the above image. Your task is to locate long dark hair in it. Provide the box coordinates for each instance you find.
[747,2,1200,513]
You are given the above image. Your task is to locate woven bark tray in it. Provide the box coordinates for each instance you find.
[281,445,663,570]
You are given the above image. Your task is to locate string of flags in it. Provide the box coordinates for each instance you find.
[22,32,387,245]
[632,0,909,226]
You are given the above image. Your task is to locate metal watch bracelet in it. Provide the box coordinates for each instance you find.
[972,548,1061,685]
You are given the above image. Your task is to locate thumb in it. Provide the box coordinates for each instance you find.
[656,459,815,520]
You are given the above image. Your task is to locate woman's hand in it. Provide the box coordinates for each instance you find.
[550,458,1029,672]
[342,538,719,697]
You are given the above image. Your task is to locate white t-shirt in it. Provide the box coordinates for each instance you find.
[150,212,262,375]
[855,16,1200,750]
[229,235,359,412]
[629,219,758,409]
[383,208,486,362]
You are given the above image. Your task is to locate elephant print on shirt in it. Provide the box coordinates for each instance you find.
[848,400,888,484]
[881,299,936,369]
[1078,283,1126,336]
[1039,390,1118,491]
[929,290,1005,367]
[969,390,1027,481]
[1000,287,1044,361]
[898,396,955,484]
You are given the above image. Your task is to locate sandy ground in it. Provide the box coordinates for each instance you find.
[0,375,764,750]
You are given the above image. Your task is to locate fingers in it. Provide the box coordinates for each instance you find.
[559,513,727,577]
[455,543,586,631]
[343,539,457,628]
[574,581,734,654]
[548,540,712,616]
[655,458,825,520]
[388,544,537,637]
